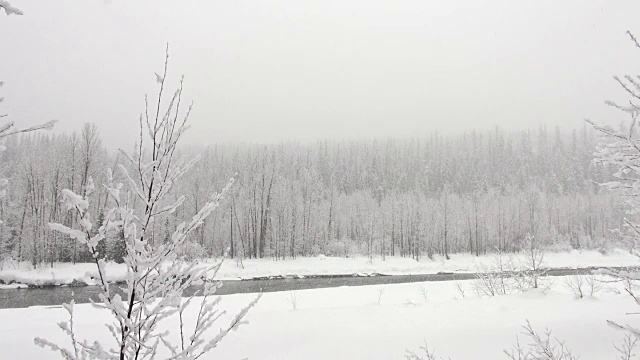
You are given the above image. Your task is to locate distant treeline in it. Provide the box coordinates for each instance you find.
[0,123,625,266]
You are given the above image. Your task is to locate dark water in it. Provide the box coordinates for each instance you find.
[0,267,610,309]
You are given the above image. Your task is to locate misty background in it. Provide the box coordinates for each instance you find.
[1,0,639,149]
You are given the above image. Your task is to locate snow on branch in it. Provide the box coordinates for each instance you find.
[0,0,23,15]
[39,48,260,360]
[590,30,640,345]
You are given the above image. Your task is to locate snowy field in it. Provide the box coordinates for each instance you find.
[0,276,636,359]
[0,249,638,287]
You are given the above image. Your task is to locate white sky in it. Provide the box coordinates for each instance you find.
[1,0,639,149]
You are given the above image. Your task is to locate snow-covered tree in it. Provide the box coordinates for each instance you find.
[518,233,546,289]
[35,49,260,359]
[0,80,57,264]
[588,30,640,340]
[0,81,56,202]
[5,125,622,264]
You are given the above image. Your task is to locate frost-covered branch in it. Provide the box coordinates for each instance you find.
[503,321,578,360]
[0,0,23,15]
[614,332,638,360]
[38,49,260,360]
[0,80,56,237]
[590,29,640,347]
[405,341,445,360]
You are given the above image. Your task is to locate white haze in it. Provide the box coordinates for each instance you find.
[1,0,639,149]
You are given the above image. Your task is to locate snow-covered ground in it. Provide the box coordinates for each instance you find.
[0,276,635,359]
[0,249,637,287]
[217,249,640,279]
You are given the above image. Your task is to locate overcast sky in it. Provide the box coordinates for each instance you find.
[1,0,639,149]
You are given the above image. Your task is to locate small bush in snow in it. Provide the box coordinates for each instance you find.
[418,285,429,302]
[473,248,514,297]
[376,287,385,305]
[606,267,640,295]
[517,233,548,290]
[287,290,299,310]
[453,281,466,299]
[544,239,574,253]
[407,322,579,360]
[403,299,418,307]
[504,320,578,360]
[563,274,601,299]
[178,241,208,261]
[614,332,639,360]
[585,274,603,296]
[563,275,585,299]
[324,240,350,257]
[310,244,322,257]
[405,341,442,360]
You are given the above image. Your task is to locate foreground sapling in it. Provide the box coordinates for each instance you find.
[35,48,260,360]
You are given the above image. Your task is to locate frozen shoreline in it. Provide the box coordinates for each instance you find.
[0,249,637,288]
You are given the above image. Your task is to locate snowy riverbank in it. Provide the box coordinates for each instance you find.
[0,276,636,359]
[0,249,638,287]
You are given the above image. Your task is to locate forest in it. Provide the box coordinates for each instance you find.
[0,123,626,267]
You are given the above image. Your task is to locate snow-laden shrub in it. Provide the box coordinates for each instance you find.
[376,287,385,305]
[178,241,208,261]
[310,244,322,257]
[563,274,602,299]
[516,234,549,291]
[346,242,361,258]
[473,249,516,297]
[503,321,579,360]
[578,234,596,250]
[407,321,639,360]
[475,236,552,296]
[287,291,299,310]
[426,247,435,261]
[407,321,579,360]
[405,341,440,360]
[614,333,639,360]
[544,237,574,253]
[591,236,617,255]
[324,239,349,257]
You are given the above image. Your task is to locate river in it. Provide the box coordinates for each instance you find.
[0,267,612,309]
